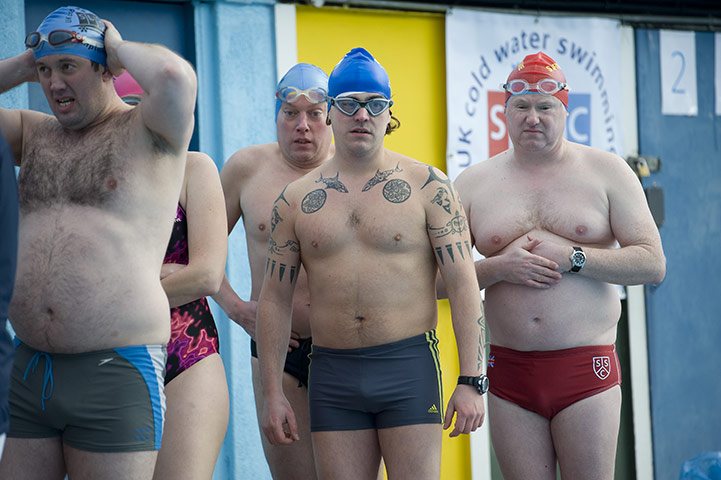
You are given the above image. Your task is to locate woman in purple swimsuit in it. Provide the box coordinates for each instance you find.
[115,73,229,480]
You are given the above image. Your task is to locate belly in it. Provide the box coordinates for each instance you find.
[484,274,621,350]
[9,209,171,352]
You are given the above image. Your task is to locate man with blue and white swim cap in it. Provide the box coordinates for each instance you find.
[257,47,486,479]
[214,62,333,479]
[0,6,197,479]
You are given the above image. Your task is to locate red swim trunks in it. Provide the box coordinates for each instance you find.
[487,344,621,419]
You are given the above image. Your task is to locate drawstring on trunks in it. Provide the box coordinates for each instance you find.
[23,351,54,411]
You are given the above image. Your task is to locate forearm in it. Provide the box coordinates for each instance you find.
[212,275,256,332]
[162,266,222,308]
[112,40,195,96]
[256,299,293,397]
[576,244,666,286]
[0,50,36,94]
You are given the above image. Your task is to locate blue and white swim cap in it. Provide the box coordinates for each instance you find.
[275,63,329,119]
[30,6,106,66]
[328,48,391,99]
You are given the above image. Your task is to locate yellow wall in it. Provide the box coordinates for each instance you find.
[296,6,470,479]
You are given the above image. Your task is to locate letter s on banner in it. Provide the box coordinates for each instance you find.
[488,90,509,158]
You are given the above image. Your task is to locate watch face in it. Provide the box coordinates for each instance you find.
[479,375,490,394]
[572,251,585,266]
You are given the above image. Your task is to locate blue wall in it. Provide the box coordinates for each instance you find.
[636,29,721,479]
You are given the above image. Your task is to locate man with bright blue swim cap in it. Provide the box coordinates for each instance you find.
[214,62,333,480]
[0,5,198,479]
[257,47,485,479]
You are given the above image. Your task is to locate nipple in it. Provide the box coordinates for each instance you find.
[258,224,266,231]
[491,235,502,245]
[394,233,402,242]
[311,241,318,248]
[575,225,587,236]
[106,179,118,190]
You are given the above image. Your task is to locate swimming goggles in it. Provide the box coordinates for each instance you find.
[276,86,327,104]
[25,30,104,50]
[330,97,393,117]
[501,78,569,96]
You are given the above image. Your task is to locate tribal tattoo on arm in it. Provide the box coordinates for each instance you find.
[477,309,486,372]
[266,236,299,284]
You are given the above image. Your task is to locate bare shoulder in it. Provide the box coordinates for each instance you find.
[186,151,220,178]
[223,143,279,177]
[455,150,509,191]
[573,143,636,179]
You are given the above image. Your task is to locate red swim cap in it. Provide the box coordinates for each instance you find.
[113,71,143,100]
[505,52,568,107]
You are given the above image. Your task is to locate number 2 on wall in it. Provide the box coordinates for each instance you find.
[671,50,686,94]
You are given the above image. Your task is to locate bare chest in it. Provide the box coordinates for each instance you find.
[19,121,134,213]
[295,179,427,257]
[472,184,613,255]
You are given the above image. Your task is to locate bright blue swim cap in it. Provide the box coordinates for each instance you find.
[328,48,391,99]
[30,6,106,66]
[275,63,329,119]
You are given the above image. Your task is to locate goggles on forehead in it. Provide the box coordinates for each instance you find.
[501,78,569,96]
[25,30,104,50]
[330,97,393,117]
[276,86,327,104]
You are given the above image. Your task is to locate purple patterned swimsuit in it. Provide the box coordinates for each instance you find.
[163,204,220,385]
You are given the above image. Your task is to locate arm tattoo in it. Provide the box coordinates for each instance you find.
[361,163,402,192]
[275,184,290,206]
[433,240,472,265]
[382,179,411,203]
[477,312,486,371]
[301,189,327,214]
[427,210,468,238]
[316,172,348,193]
[268,236,299,255]
[421,166,456,201]
[265,258,298,284]
[430,187,451,213]
[271,185,290,232]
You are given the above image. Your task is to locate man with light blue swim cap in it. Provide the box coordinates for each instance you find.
[26,6,106,66]
[0,5,198,479]
[257,46,485,479]
[215,61,333,480]
[275,62,328,118]
[327,47,400,135]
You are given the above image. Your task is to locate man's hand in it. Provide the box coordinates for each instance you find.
[443,385,485,437]
[227,299,258,338]
[500,236,562,288]
[262,394,300,446]
[101,20,124,76]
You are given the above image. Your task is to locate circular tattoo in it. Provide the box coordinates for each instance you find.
[302,189,327,214]
[383,179,411,204]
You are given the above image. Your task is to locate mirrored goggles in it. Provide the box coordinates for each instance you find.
[276,86,327,104]
[25,30,104,50]
[330,97,393,117]
[501,78,569,96]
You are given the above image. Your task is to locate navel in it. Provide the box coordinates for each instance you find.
[575,225,588,236]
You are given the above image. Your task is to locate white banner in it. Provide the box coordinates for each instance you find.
[660,30,698,116]
[445,9,625,180]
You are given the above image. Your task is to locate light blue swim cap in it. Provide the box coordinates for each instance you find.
[30,6,106,66]
[275,63,329,119]
[328,48,391,99]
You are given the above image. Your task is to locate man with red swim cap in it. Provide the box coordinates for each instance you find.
[454,51,666,478]
[0,5,197,479]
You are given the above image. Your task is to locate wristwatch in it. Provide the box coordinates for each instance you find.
[457,375,489,395]
[568,246,586,273]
